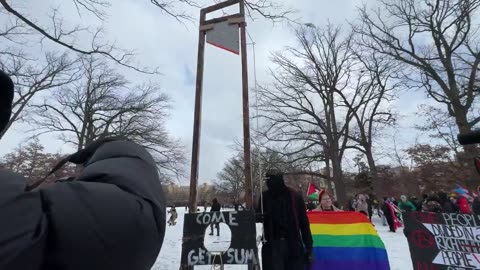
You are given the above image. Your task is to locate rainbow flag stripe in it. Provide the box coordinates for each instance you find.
[308,211,390,270]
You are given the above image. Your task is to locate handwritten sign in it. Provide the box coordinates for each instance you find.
[404,212,480,270]
[180,211,258,267]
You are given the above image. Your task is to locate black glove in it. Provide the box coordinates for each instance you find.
[305,248,314,264]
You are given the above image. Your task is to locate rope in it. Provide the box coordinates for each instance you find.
[210,252,224,270]
[246,29,266,245]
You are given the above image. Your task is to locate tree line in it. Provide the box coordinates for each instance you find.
[0,0,292,183]
[216,0,480,205]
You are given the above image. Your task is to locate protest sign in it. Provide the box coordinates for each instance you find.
[404,211,480,270]
[180,211,258,267]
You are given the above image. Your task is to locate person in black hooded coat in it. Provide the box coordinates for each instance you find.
[257,171,313,270]
[0,70,166,270]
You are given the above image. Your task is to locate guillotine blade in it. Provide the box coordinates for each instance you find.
[206,20,240,55]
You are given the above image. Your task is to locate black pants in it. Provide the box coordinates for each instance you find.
[384,212,395,232]
[262,239,305,270]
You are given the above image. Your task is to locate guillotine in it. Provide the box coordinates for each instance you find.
[188,0,253,212]
[180,1,258,269]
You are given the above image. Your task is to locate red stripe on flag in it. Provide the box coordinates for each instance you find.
[307,211,371,224]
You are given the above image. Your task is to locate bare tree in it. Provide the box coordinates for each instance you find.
[416,105,462,155]
[0,0,158,73]
[215,155,245,202]
[341,52,398,196]
[216,146,295,203]
[30,56,185,181]
[0,52,80,140]
[0,0,293,72]
[356,0,480,163]
[0,138,76,184]
[256,25,357,204]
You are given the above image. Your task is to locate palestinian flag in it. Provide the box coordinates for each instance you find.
[307,183,321,200]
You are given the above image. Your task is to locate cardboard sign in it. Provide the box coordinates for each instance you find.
[404,211,480,270]
[180,211,258,267]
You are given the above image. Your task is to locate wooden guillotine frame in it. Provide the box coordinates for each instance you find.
[188,0,253,213]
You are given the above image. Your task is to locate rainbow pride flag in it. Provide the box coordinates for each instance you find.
[308,211,390,270]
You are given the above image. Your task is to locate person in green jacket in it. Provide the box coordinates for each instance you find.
[398,195,417,211]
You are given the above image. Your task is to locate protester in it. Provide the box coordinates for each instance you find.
[355,194,370,216]
[457,195,471,214]
[168,206,178,226]
[209,198,221,236]
[473,187,480,215]
[257,170,313,270]
[422,195,443,213]
[381,198,396,232]
[398,195,416,212]
[315,190,341,211]
[0,70,166,270]
[438,192,458,213]
[367,194,374,220]
[347,197,356,211]
[307,201,316,211]
[417,194,428,211]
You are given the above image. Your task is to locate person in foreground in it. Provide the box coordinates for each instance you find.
[258,170,313,270]
[0,70,166,270]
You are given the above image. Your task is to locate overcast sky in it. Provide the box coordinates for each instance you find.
[0,0,434,184]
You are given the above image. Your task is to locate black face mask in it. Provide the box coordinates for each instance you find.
[266,176,287,194]
[0,70,14,135]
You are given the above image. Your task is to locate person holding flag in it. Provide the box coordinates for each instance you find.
[315,190,342,212]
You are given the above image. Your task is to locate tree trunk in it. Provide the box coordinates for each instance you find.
[455,112,479,189]
[331,155,346,206]
[325,158,332,191]
[365,147,381,197]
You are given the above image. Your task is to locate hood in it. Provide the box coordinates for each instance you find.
[265,172,287,194]
[0,70,13,135]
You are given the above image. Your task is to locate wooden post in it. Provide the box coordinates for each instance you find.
[188,10,207,214]
[185,1,255,269]
[239,0,253,210]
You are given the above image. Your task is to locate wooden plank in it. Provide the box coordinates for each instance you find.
[199,24,214,31]
[227,17,245,24]
[204,13,242,25]
[201,0,239,14]
[239,0,253,210]
[188,11,207,214]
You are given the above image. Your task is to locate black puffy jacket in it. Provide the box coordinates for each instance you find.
[0,141,166,270]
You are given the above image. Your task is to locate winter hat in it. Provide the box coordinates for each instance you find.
[0,70,13,135]
[400,195,407,201]
[319,189,329,200]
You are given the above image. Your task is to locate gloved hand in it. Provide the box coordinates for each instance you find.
[305,248,314,264]
[69,137,124,165]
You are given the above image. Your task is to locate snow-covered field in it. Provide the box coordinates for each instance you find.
[152,208,413,270]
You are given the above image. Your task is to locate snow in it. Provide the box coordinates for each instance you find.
[152,208,414,270]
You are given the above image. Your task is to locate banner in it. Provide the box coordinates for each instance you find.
[180,211,258,267]
[308,211,390,270]
[404,211,480,270]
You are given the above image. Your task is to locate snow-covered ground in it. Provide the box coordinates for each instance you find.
[152,208,413,270]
